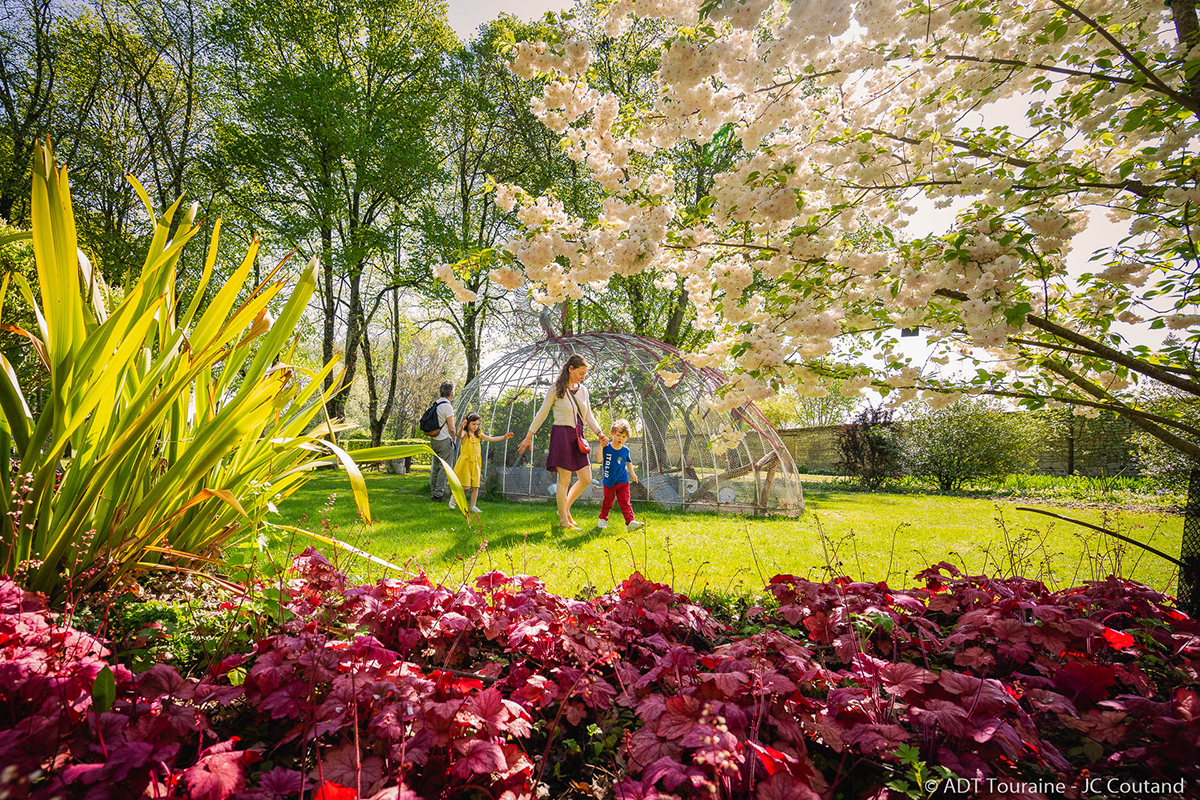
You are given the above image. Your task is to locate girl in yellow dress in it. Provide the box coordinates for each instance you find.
[451,412,514,514]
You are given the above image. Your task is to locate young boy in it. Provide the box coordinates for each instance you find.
[598,419,644,531]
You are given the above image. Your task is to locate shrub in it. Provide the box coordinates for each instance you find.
[0,142,454,599]
[0,552,1196,799]
[1131,386,1200,493]
[836,405,902,488]
[901,398,1036,491]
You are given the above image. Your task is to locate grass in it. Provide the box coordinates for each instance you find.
[272,470,1183,600]
[805,473,1182,510]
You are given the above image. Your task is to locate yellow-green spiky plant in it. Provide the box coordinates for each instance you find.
[0,140,464,599]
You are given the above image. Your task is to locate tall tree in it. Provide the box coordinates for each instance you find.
[0,0,56,224]
[408,17,586,383]
[51,0,212,284]
[212,0,453,416]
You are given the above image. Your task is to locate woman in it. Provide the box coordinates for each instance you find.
[518,354,608,529]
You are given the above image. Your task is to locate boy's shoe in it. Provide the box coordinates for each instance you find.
[449,498,456,510]
[597,518,608,530]
[470,506,482,514]
[626,520,644,532]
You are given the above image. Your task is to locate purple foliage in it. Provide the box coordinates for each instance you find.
[0,549,1197,798]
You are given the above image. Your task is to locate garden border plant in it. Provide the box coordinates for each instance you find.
[0,140,466,600]
[0,550,1196,798]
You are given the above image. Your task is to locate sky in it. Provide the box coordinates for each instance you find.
[447,0,573,41]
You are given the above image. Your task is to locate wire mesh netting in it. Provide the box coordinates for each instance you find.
[454,332,804,516]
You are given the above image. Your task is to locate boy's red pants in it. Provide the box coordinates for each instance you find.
[600,483,635,524]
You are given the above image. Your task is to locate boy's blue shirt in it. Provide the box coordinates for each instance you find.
[601,444,631,487]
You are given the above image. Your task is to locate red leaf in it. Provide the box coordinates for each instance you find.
[467,687,506,734]
[802,612,836,644]
[1102,627,1135,650]
[656,695,701,740]
[184,743,256,800]
[1053,660,1117,703]
[313,782,357,800]
[320,742,383,791]
[746,741,798,777]
[879,662,937,697]
[451,738,507,778]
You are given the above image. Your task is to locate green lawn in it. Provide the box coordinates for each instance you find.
[273,470,1183,599]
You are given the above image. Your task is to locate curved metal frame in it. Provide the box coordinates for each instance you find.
[454,332,805,517]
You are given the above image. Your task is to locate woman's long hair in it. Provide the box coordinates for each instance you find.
[554,354,588,399]
[459,411,482,438]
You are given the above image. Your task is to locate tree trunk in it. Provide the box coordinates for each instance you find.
[332,262,364,419]
[1170,0,1200,107]
[1182,465,1200,615]
[463,302,480,384]
[360,290,403,447]
[663,286,690,347]
[320,223,335,395]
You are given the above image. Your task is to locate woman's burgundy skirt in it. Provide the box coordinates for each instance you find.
[546,423,590,472]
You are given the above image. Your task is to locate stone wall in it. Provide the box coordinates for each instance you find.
[776,425,844,474]
[778,411,1138,477]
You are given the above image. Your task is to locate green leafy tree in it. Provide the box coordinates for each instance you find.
[757,381,858,429]
[408,16,592,381]
[902,399,1037,491]
[1131,385,1200,491]
[0,0,57,224]
[211,0,453,415]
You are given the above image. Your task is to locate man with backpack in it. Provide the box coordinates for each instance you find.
[421,381,457,501]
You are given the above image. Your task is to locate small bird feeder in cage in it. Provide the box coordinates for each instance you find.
[453,332,804,516]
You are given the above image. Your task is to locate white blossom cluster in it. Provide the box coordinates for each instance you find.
[433,263,476,303]
[441,0,1200,413]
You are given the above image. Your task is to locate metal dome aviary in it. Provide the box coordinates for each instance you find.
[453,332,804,517]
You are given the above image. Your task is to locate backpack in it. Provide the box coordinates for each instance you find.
[419,399,448,437]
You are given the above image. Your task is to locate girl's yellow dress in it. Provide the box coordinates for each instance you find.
[454,435,482,488]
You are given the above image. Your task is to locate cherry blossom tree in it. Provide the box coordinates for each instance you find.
[441,0,1200,469]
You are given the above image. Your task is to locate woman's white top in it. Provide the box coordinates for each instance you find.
[527,384,601,436]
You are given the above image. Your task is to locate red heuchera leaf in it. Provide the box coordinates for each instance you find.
[140,663,193,701]
[365,786,422,800]
[802,612,836,644]
[1054,660,1117,704]
[451,738,507,778]
[313,782,357,800]
[701,671,749,696]
[643,755,708,790]
[746,741,798,777]
[320,742,384,791]
[843,723,911,753]
[260,681,309,718]
[256,767,304,797]
[880,663,937,697]
[656,695,701,740]
[184,740,256,800]
[1103,627,1136,650]
[614,777,660,800]
[467,687,506,734]
[755,771,823,800]
[1175,688,1200,722]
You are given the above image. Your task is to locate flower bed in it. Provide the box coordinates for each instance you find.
[0,553,1196,799]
